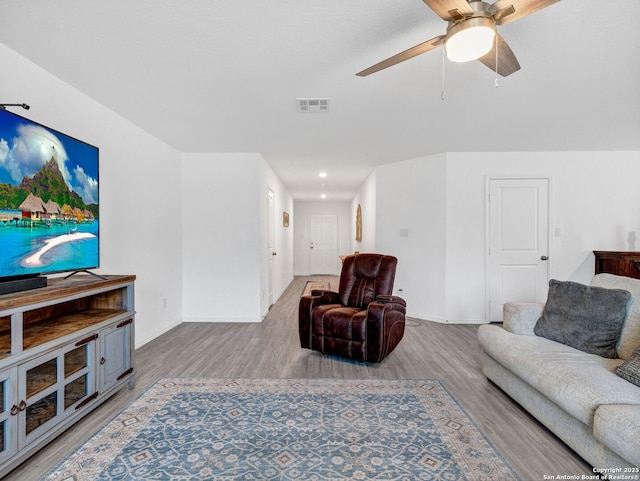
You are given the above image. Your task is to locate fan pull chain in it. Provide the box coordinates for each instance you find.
[441,46,446,100]
[494,34,499,88]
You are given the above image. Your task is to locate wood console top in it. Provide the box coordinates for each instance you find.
[0,275,136,312]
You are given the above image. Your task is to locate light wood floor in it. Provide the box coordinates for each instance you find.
[5,276,593,481]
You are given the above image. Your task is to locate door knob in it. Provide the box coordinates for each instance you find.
[541,256,549,261]
[272,252,277,256]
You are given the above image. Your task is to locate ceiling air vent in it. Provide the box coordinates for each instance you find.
[296,98,330,113]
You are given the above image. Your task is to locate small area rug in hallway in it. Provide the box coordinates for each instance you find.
[41,378,520,481]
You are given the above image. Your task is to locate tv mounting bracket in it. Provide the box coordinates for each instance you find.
[0,103,30,110]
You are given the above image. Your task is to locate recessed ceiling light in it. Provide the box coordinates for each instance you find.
[321,194,327,199]
[319,172,327,178]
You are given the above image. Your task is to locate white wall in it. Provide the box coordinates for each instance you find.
[368,150,640,323]
[181,153,262,322]
[376,154,447,319]
[351,170,377,253]
[181,152,294,322]
[444,151,640,322]
[0,43,184,347]
[293,201,352,276]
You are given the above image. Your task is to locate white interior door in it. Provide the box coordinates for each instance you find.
[267,188,275,307]
[310,213,338,275]
[487,177,550,322]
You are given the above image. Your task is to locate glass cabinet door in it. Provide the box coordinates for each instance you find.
[19,335,96,447]
[0,369,17,464]
[24,358,57,436]
[64,344,92,409]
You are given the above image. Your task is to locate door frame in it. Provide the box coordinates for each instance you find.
[484,174,553,322]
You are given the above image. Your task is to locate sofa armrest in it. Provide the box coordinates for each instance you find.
[503,302,544,335]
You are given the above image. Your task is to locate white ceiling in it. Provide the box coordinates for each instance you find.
[1,0,639,201]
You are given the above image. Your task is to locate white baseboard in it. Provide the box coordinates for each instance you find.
[135,319,183,349]
[182,317,261,324]
[407,314,487,325]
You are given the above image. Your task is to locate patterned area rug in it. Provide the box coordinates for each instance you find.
[301,281,330,297]
[41,378,520,481]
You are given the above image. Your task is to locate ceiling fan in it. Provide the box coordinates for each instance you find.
[356,0,560,78]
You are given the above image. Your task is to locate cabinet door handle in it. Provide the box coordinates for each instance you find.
[117,368,134,381]
[76,333,99,346]
[100,357,106,365]
[75,392,99,410]
[117,319,133,329]
[540,256,549,261]
[18,400,26,411]
[10,404,19,416]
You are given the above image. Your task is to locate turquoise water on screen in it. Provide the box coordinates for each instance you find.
[0,216,99,277]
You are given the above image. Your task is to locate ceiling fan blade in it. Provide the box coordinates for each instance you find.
[478,33,521,77]
[422,0,474,21]
[356,35,445,77]
[491,0,560,25]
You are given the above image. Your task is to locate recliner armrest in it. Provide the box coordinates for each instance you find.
[299,290,342,349]
[375,295,406,307]
[310,290,340,303]
[366,296,406,362]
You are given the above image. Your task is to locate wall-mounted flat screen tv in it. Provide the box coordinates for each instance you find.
[0,108,99,285]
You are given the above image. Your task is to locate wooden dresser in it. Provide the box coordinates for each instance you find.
[593,251,640,279]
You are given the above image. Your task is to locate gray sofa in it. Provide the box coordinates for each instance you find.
[478,273,640,469]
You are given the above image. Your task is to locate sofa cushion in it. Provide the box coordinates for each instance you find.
[592,273,640,360]
[478,324,640,426]
[534,279,630,358]
[593,404,640,467]
[616,347,640,387]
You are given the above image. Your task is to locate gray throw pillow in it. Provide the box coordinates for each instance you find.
[616,347,640,387]
[534,279,631,358]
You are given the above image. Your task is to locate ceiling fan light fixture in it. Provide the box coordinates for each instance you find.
[445,16,495,63]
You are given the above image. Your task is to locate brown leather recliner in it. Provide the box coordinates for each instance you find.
[299,253,406,363]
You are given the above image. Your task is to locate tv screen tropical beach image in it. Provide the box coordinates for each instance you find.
[0,109,99,279]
